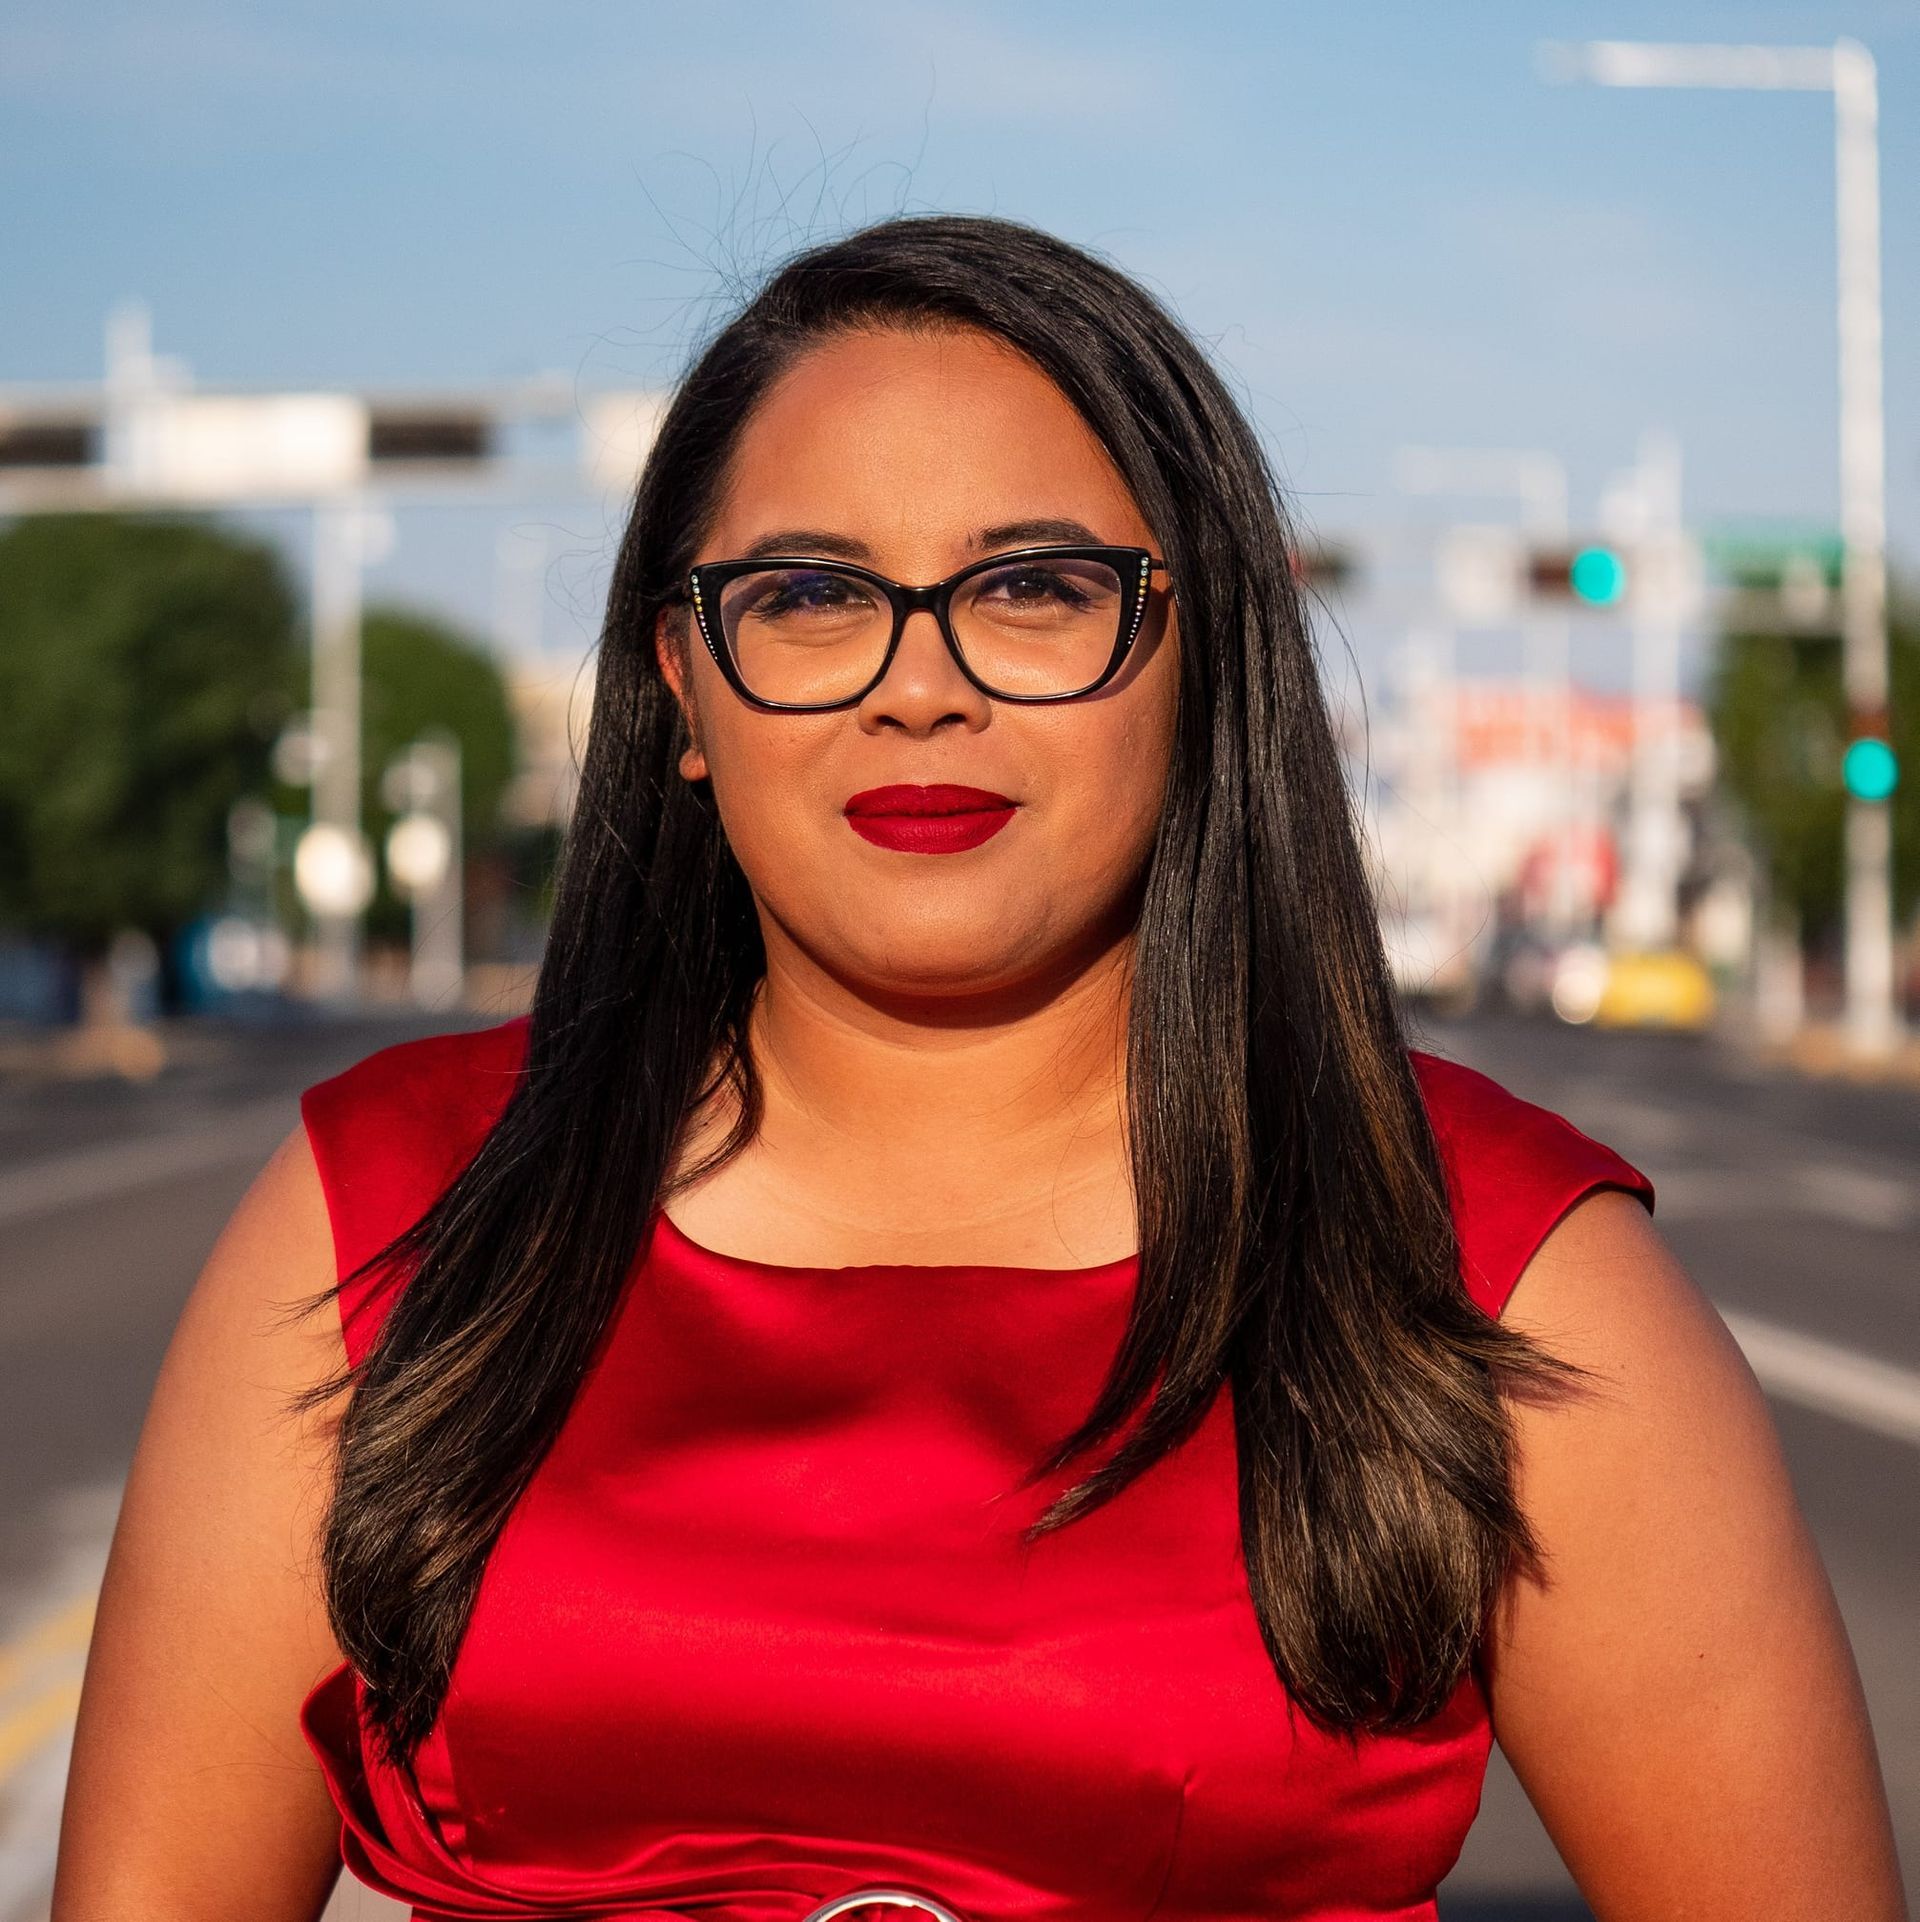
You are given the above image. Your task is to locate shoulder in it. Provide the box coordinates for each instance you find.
[300,1014,529,1361]
[192,1121,343,1375]
[1408,1047,1655,1319]
[1477,1165,1903,1901]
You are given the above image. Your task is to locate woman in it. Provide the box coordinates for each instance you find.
[56,214,1903,1921]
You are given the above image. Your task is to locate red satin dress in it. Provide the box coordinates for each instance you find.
[298,1015,1654,1922]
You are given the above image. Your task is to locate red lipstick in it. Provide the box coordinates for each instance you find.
[843,783,1017,854]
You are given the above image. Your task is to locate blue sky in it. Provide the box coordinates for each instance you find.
[6,0,1918,693]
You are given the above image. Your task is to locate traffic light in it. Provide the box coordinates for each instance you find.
[1526,544,1629,606]
[1843,734,1899,802]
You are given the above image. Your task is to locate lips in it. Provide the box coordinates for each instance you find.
[843,783,1017,854]
[844,784,1015,818]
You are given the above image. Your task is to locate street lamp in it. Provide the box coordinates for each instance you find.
[1539,36,1900,1057]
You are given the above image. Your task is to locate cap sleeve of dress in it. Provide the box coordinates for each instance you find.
[1409,1048,1656,1320]
[299,1014,530,1367]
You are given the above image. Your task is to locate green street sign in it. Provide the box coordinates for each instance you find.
[1701,524,1844,592]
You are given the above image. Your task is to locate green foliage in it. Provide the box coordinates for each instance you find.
[352,605,518,941]
[0,513,300,951]
[1706,587,1918,942]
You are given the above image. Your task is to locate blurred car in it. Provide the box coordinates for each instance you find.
[1551,944,1715,1031]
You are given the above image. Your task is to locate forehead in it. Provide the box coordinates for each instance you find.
[709,325,1150,549]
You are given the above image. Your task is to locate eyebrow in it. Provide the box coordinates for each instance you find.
[736,517,1105,563]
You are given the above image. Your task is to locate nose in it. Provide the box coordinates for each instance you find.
[858,604,987,729]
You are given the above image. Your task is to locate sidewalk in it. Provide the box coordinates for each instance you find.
[0,962,535,1089]
[1750,1017,1920,1091]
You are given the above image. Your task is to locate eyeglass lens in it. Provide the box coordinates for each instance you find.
[713,555,1128,705]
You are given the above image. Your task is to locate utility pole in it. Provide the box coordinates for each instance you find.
[1833,41,1898,1057]
[1541,36,1901,1054]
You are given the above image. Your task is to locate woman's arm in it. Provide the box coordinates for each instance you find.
[52,1124,352,1922]
[1488,1188,1906,1920]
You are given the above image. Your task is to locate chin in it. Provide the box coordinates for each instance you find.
[839,932,1034,998]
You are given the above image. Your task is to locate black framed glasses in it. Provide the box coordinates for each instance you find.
[683,544,1170,712]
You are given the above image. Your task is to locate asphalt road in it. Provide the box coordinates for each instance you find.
[0,1006,1912,1920]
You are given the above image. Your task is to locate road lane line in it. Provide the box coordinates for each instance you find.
[0,1096,295,1229]
[1722,1309,1920,1450]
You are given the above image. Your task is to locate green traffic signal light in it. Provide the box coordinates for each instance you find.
[1843,737,1899,802]
[1570,547,1628,606]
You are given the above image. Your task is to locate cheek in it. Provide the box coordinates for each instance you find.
[1044,708,1174,882]
[697,712,871,920]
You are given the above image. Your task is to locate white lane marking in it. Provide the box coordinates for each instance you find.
[1722,1309,1920,1450]
[0,1097,295,1230]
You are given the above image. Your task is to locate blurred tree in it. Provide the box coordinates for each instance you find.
[352,605,518,944]
[0,512,300,958]
[1706,583,1918,948]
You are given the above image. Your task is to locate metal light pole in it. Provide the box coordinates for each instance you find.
[1541,36,1900,1055]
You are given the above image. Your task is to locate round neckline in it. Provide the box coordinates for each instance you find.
[649,1202,1140,1279]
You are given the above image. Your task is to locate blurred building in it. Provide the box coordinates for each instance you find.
[1362,676,1721,1003]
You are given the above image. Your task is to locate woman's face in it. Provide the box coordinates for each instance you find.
[656,323,1180,1003]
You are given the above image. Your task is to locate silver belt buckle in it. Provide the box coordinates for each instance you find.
[802,1891,967,1922]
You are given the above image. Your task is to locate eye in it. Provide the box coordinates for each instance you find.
[973,561,1096,608]
[744,569,881,618]
[960,556,1123,635]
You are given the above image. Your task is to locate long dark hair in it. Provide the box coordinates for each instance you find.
[294,212,1576,1772]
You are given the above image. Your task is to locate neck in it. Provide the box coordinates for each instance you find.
[744,926,1135,1183]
